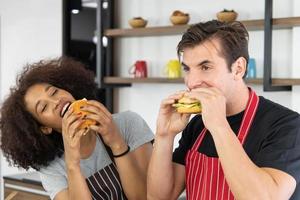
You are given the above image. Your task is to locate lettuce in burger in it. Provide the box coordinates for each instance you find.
[172,96,201,114]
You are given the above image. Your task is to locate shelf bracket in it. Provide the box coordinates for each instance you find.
[97,0,115,111]
[263,0,292,91]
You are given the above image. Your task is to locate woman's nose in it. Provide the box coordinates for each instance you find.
[48,98,60,109]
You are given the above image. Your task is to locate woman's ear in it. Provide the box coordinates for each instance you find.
[232,57,247,79]
[40,126,53,135]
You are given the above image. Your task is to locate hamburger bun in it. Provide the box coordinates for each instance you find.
[70,98,96,129]
[173,96,201,114]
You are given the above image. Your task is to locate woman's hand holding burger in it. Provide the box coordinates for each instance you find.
[62,105,88,168]
[77,100,128,155]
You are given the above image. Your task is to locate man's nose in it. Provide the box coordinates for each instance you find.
[185,73,202,90]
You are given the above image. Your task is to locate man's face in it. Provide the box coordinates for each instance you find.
[181,39,237,99]
[24,83,75,133]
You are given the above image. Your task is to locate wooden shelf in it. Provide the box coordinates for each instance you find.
[104,77,184,84]
[104,17,300,37]
[104,77,300,85]
[271,78,300,86]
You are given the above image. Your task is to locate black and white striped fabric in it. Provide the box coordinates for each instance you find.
[86,163,127,200]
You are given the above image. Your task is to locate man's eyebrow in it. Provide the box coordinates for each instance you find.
[197,60,211,66]
[182,60,212,68]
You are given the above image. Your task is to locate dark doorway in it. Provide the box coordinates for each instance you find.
[62,0,112,111]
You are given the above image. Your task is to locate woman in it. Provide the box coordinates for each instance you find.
[0,57,154,200]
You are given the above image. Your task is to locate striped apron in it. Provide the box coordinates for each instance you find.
[86,163,127,200]
[185,88,259,200]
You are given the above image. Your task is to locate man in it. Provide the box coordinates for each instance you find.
[147,20,300,200]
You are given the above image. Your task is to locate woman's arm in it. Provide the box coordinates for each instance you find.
[82,101,154,199]
[112,141,153,200]
[55,105,92,200]
[54,165,92,200]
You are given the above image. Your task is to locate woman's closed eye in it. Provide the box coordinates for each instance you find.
[48,86,58,96]
[50,88,58,96]
[41,104,48,113]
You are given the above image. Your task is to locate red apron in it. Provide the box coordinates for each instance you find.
[185,89,259,200]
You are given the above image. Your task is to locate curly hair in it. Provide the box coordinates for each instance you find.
[177,20,249,77]
[0,57,97,170]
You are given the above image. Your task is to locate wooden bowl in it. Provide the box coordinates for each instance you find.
[128,18,148,28]
[217,11,238,22]
[170,15,190,25]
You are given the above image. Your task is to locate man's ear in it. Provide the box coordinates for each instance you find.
[232,57,247,79]
[40,126,53,135]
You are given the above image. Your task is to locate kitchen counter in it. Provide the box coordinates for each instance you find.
[3,172,50,200]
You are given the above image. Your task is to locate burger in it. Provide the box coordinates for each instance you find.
[172,96,201,114]
[69,98,96,129]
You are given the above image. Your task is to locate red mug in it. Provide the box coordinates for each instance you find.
[129,60,148,78]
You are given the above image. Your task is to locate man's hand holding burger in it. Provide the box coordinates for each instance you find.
[156,91,192,138]
[184,87,230,134]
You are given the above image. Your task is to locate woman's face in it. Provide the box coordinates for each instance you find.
[24,83,75,133]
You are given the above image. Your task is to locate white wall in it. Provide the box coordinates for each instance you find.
[0,0,62,198]
[115,0,299,129]
[0,0,299,198]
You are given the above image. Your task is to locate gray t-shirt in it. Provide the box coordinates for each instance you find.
[39,111,154,199]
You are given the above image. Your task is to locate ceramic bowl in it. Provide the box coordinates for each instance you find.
[216,11,238,22]
[129,18,148,28]
[170,14,190,25]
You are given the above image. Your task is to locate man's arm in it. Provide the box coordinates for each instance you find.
[212,124,296,200]
[148,92,191,199]
[186,87,296,200]
[147,135,186,200]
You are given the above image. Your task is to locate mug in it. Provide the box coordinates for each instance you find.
[165,59,181,78]
[129,60,148,78]
[247,58,256,78]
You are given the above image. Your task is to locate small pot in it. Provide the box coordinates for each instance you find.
[217,11,238,22]
[128,17,148,28]
[170,15,190,25]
